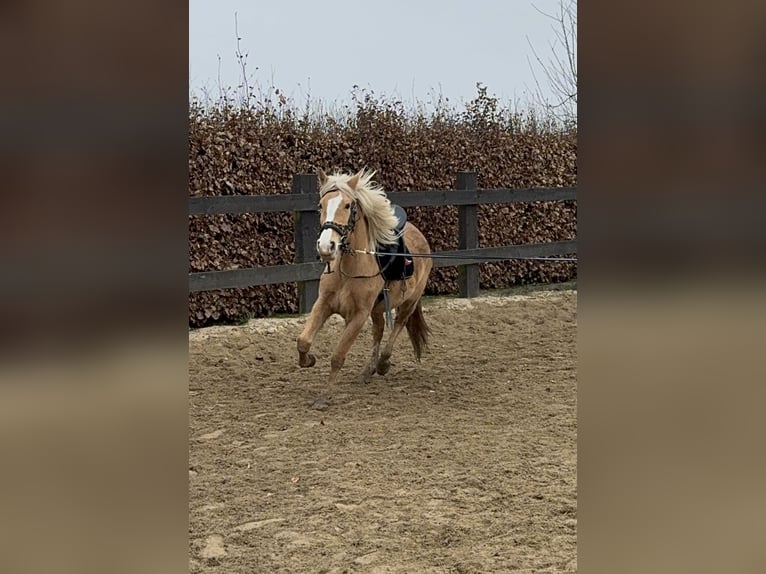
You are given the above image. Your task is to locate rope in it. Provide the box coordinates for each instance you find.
[353,249,577,263]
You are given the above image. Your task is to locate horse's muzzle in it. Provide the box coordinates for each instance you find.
[316,238,337,261]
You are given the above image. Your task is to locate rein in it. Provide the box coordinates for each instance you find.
[337,250,398,280]
[321,244,398,279]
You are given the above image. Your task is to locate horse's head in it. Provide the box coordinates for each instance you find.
[316,169,361,261]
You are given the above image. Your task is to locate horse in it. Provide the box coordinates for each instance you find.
[296,168,433,384]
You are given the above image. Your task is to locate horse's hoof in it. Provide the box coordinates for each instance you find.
[376,359,390,375]
[300,354,316,368]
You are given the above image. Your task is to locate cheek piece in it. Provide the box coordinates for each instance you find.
[319,201,357,254]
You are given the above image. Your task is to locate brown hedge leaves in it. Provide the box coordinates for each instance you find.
[189,92,576,327]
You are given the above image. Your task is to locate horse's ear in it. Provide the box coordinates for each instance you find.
[347,172,361,191]
[317,168,328,187]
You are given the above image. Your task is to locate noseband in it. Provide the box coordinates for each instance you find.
[319,188,357,254]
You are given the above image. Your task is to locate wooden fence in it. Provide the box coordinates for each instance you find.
[189,172,577,313]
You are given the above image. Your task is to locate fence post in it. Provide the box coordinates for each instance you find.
[456,171,479,298]
[293,173,319,313]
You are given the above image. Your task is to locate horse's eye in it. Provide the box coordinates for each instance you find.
[344,203,351,210]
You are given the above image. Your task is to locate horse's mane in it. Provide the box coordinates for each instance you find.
[320,169,400,250]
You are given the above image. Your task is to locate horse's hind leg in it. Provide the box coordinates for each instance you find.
[297,298,332,368]
[358,307,385,384]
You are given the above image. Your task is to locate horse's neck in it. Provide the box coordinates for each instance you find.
[349,216,370,251]
[337,217,376,274]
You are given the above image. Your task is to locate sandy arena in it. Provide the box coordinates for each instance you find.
[189,287,577,573]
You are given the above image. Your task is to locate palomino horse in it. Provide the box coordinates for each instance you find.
[296,168,433,384]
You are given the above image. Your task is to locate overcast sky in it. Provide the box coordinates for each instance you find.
[189,0,572,109]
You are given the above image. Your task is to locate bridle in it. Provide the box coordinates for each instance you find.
[319,187,357,255]
[317,186,400,281]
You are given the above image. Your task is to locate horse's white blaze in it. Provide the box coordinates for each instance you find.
[317,194,343,256]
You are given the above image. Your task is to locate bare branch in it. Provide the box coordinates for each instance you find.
[526,0,577,126]
[234,12,251,107]
[217,55,223,104]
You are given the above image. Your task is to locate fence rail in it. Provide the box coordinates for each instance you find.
[189,172,577,313]
[188,186,577,215]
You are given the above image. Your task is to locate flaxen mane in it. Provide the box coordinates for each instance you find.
[319,169,400,251]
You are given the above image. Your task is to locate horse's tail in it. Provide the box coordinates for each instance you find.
[405,299,431,361]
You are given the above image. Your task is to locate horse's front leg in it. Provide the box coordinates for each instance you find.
[297,298,332,368]
[358,307,385,383]
[377,299,416,375]
[328,311,368,384]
